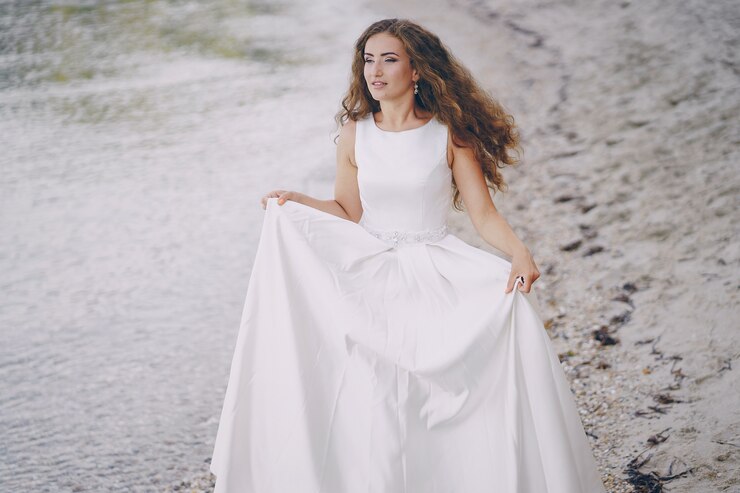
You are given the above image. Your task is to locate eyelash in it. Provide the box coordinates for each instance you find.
[365,58,397,63]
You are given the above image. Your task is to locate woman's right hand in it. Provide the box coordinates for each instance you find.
[260,190,303,209]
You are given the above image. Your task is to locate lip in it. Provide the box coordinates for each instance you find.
[371,81,387,88]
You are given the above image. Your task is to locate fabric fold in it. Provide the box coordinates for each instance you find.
[210,198,606,492]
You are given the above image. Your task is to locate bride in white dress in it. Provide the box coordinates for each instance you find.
[210,18,607,493]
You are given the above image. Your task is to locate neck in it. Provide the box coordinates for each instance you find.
[377,97,426,130]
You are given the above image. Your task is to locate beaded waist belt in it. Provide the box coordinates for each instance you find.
[362,223,449,247]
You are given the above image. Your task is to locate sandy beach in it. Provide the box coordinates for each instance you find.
[6,0,735,491]
[165,0,739,492]
[389,1,740,491]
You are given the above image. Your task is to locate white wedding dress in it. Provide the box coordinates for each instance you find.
[209,113,607,492]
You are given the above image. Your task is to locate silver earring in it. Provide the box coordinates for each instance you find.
[414,82,419,94]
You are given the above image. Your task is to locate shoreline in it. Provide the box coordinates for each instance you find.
[420,0,738,491]
[168,0,739,491]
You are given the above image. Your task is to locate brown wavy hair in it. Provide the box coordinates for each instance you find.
[334,18,522,212]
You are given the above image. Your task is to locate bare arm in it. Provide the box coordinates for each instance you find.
[262,120,363,223]
[449,131,540,292]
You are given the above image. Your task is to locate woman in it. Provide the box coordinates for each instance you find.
[210,18,607,493]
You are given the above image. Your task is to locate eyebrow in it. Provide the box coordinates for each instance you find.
[363,52,399,57]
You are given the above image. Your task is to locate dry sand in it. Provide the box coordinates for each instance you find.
[168,0,739,491]
[406,0,739,491]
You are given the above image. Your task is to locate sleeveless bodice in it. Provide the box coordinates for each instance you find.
[355,112,452,246]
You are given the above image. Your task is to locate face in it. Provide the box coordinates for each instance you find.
[363,32,418,102]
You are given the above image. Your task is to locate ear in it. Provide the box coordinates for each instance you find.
[410,60,419,82]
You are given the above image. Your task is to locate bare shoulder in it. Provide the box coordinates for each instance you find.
[339,118,357,143]
[447,125,476,171]
[446,127,454,170]
[337,118,358,168]
[446,125,468,170]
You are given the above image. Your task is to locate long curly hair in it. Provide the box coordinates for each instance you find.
[334,18,522,212]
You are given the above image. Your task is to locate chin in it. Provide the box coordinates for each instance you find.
[369,91,392,102]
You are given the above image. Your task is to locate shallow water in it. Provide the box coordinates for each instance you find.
[0,1,377,490]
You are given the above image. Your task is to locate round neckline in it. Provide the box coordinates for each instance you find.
[371,113,435,134]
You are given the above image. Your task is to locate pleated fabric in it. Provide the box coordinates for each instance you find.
[210,114,607,493]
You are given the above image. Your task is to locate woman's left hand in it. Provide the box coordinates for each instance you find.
[505,247,541,293]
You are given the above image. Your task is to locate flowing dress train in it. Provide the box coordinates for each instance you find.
[209,113,607,493]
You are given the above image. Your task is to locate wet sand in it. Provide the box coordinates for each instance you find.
[167,0,739,491]
[399,0,739,491]
[0,1,376,491]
